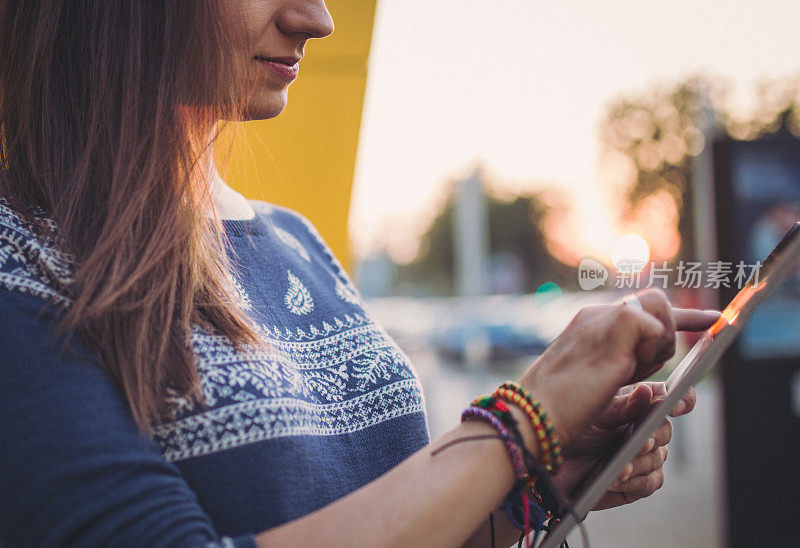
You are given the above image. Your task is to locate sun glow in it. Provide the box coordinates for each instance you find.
[611,233,651,273]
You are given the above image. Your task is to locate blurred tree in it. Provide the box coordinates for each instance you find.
[393,180,573,296]
[390,74,800,297]
[599,77,712,260]
[599,74,800,261]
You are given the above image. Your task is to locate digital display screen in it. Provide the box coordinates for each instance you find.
[727,140,800,358]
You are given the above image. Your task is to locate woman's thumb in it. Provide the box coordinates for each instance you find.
[596,383,653,429]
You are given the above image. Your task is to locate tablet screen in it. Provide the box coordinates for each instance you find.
[666,221,800,391]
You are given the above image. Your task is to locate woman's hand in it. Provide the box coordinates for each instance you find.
[517,289,718,452]
[550,381,696,509]
[463,296,716,548]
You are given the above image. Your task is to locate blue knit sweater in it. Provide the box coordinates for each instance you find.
[0,199,430,547]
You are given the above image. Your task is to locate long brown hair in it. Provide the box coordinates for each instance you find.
[0,1,262,432]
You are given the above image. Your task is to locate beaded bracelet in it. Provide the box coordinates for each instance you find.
[492,386,552,470]
[496,382,563,472]
[498,382,563,468]
[497,382,558,449]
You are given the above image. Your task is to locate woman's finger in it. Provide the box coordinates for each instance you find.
[594,383,652,429]
[642,381,667,400]
[637,289,676,334]
[673,308,720,331]
[669,386,697,417]
[634,289,677,364]
[610,467,665,498]
[613,446,668,488]
[593,490,643,510]
[637,419,672,456]
[636,381,696,417]
[628,446,668,478]
[633,425,668,458]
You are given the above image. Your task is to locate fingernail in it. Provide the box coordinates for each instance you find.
[646,438,656,452]
[621,464,633,482]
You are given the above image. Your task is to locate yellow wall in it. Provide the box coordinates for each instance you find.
[217,1,377,272]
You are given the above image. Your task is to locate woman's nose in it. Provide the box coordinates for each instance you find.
[277,0,334,39]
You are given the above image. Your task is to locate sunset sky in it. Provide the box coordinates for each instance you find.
[349,0,800,263]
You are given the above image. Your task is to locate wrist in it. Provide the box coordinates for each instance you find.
[460,388,563,539]
[451,414,521,488]
[505,404,540,460]
[518,363,572,452]
[493,382,563,475]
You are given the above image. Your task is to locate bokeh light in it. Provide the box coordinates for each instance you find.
[611,233,650,273]
[534,282,563,306]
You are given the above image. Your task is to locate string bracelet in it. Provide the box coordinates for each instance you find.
[489,384,570,546]
[461,403,545,547]
[471,395,519,429]
[496,382,563,472]
[469,395,542,485]
[496,382,562,471]
[492,386,552,470]
[469,395,532,473]
[501,484,548,545]
[460,406,527,482]
[513,431,591,548]
[458,392,589,548]
[467,396,547,547]
[497,382,562,467]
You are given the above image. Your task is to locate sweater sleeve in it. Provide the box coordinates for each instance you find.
[0,289,257,548]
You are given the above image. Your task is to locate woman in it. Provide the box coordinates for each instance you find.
[0,1,718,546]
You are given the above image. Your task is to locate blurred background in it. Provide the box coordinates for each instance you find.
[220,1,800,546]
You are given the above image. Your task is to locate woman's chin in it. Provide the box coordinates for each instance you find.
[241,92,289,121]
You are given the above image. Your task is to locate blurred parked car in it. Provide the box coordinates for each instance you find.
[432,321,550,366]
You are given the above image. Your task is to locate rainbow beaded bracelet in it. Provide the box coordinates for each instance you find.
[495,382,563,472]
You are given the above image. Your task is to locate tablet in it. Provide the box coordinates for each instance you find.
[539,221,800,548]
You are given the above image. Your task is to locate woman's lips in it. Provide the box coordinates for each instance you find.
[254,56,300,80]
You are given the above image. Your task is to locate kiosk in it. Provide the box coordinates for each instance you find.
[712,136,800,547]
